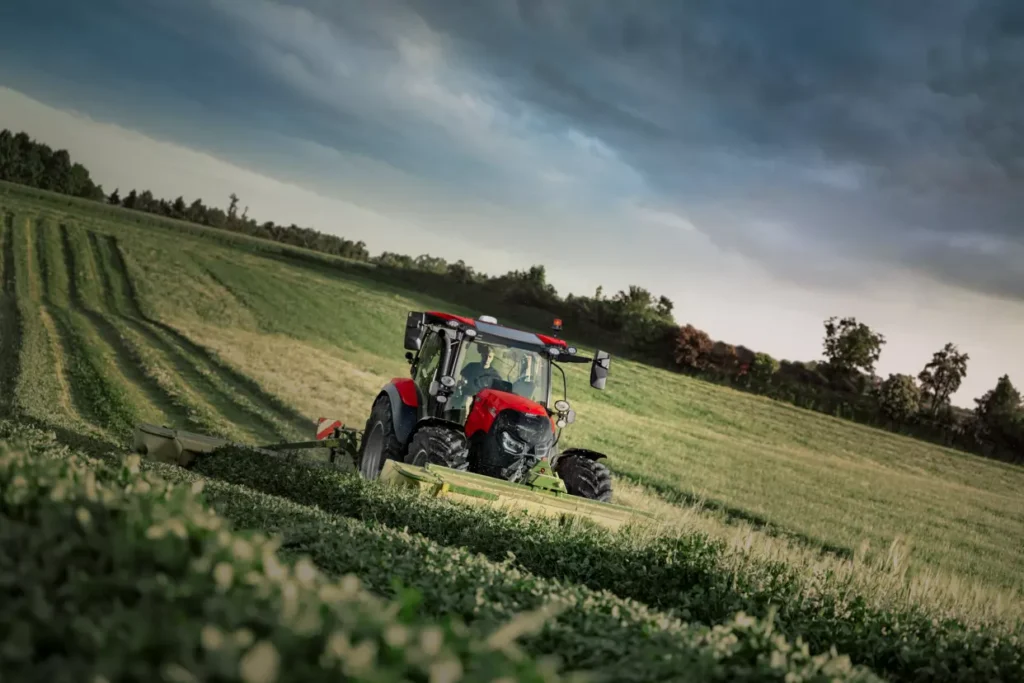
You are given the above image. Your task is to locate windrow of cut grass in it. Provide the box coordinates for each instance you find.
[33,217,138,440]
[0,198,305,445]
[8,213,86,432]
[60,222,182,427]
[61,218,284,442]
[0,427,586,683]
[0,419,878,683]
[0,210,20,416]
[191,447,1024,683]
[77,225,254,441]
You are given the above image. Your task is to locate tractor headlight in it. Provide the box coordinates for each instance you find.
[498,430,529,455]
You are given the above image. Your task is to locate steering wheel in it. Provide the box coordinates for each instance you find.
[473,367,502,392]
[453,366,500,401]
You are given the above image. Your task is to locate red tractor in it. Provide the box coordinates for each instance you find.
[355,311,615,501]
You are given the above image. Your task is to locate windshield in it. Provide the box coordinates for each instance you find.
[453,337,550,405]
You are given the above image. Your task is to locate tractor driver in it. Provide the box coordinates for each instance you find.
[459,343,501,396]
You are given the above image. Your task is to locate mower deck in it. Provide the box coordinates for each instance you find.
[131,423,652,532]
[378,459,649,531]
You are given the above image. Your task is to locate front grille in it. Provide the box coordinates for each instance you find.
[495,410,554,454]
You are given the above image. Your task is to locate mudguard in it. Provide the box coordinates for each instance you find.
[382,380,418,445]
[557,447,607,462]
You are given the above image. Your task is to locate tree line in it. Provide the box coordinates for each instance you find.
[1,128,1019,463]
[674,316,1023,462]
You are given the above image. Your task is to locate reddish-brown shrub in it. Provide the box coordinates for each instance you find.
[675,324,713,370]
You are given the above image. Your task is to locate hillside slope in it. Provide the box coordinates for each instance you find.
[1,184,1021,612]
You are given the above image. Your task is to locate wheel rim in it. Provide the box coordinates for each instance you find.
[361,423,385,480]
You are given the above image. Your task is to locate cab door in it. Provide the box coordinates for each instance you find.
[412,330,445,418]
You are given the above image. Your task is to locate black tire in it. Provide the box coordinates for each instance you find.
[405,425,469,471]
[555,453,613,502]
[358,393,404,480]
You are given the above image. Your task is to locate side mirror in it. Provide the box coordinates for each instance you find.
[404,311,425,351]
[590,350,610,390]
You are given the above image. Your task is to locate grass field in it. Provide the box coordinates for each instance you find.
[1,181,1022,681]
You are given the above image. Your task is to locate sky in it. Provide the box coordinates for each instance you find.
[1,0,1022,407]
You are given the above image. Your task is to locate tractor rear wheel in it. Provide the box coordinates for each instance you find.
[358,393,403,480]
[405,425,469,471]
[555,454,613,502]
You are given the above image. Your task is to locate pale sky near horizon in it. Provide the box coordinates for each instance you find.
[1,0,1022,408]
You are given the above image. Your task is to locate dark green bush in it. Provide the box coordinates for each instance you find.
[0,421,878,683]
[0,437,582,683]
[171,464,876,682]
[190,447,1024,683]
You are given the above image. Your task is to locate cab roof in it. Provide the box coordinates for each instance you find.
[425,311,567,349]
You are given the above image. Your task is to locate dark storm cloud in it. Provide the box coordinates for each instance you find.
[2,0,1021,300]
[400,0,1024,299]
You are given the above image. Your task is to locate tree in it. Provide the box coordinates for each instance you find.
[122,189,138,209]
[172,196,187,218]
[675,324,713,371]
[709,341,739,373]
[187,198,207,223]
[918,343,969,417]
[108,188,121,206]
[656,295,674,317]
[749,352,780,386]
[975,375,1021,420]
[875,374,921,425]
[822,316,886,376]
[971,374,1024,455]
[228,193,239,221]
[446,260,476,284]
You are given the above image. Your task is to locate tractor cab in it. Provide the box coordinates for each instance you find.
[403,311,609,433]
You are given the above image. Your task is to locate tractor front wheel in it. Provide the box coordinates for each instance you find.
[406,425,469,471]
[555,454,613,502]
[358,393,403,480]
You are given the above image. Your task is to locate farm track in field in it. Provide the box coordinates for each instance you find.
[1,209,311,444]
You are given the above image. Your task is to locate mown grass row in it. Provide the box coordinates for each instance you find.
[7,213,82,430]
[85,220,309,442]
[34,217,138,440]
[190,448,1024,683]
[3,206,301,445]
[61,224,185,427]
[58,218,283,442]
[0,211,20,416]
[0,429,580,683]
[0,420,877,682]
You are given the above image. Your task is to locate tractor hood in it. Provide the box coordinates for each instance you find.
[473,388,551,423]
[464,388,555,443]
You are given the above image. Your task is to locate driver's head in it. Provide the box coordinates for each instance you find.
[480,345,495,367]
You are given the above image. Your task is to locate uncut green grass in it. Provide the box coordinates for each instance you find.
[1,182,1022,606]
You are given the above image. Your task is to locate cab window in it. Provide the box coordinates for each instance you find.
[413,331,444,395]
